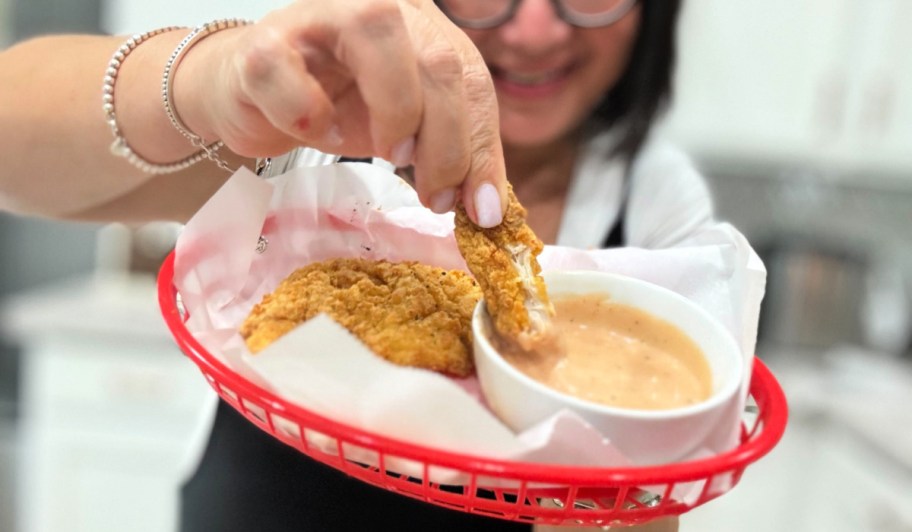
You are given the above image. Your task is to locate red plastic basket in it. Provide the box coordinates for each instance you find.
[157,251,787,527]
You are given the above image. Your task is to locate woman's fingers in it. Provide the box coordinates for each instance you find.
[456,61,508,228]
[336,0,424,164]
[231,28,336,154]
[398,3,471,212]
[334,0,508,226]
[227,0,424,159]
[202,0,507,226]
[413,1,508,226]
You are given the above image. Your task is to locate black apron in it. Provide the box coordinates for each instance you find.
[180,166,627,532]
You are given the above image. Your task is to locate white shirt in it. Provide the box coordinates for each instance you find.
[178,131,716,480]
[559,130,714,249]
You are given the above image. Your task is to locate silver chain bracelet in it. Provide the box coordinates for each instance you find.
[103,26,219,174]
[162,18,253,173]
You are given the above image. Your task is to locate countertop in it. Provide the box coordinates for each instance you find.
[0,273,172,345]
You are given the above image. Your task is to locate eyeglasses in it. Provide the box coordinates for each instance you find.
[435,0,638,29]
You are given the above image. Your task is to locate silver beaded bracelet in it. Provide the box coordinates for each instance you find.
[103,26,219,175]
[162,18,253,173]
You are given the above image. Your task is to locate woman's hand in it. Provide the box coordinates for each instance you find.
[175,0,507,226]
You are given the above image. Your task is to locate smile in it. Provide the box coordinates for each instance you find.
[489,64,576,99]
[500,68,566,86]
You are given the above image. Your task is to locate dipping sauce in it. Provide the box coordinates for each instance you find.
[495,294,712,410]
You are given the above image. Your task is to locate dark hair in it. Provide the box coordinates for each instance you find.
[592,0,682,165]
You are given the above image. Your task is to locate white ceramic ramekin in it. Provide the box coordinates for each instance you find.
[472,270,743,465]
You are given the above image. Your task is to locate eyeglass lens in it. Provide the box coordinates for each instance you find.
[438,0,633,28]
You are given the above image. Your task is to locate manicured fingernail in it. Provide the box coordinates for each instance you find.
[325,125,343,146]
[390,137,415,168]
[474,182,503,228]
[429,188,457,214]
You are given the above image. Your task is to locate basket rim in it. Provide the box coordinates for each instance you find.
[157,250,788,485]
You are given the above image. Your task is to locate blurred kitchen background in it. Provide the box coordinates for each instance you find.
[1,0,910,531]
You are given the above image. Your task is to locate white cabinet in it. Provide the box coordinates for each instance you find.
[1,276,213,532]
[661,0,912,177]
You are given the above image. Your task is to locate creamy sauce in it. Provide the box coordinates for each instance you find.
[495,294,712,410]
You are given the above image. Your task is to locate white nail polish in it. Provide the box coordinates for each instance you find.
[430,188,457,214]
[390,137,415,168]
[475,183,503,228]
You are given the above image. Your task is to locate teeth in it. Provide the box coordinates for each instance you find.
[502,70,561,86]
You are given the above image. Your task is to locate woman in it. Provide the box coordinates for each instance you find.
[0,0,696,530]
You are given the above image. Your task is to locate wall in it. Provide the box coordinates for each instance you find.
[1,4,106,532]
[654,0,912,358]
[101,0,284,33]
[659,0,912,178]
[11,0,100,39]
[0,0,9,46]
[0,0,105,294]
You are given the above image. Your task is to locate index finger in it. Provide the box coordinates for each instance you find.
[336,0,424,163]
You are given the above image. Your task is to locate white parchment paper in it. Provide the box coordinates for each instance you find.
[172,163,766,497]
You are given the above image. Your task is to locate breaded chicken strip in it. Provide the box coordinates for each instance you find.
[454,185,554,349]
[240,258,481,377]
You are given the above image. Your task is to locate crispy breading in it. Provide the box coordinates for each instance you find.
[240,258,481,377]
[454,185,554,349]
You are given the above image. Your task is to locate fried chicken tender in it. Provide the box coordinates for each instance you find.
[454,185,554,350]
[240,258,481,377]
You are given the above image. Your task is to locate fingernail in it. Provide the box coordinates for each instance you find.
[429,188,457,214]
[390,137,415,168]
[326,125,343,147]
[475,182,503,228]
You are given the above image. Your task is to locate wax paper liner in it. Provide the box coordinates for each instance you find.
[172,164,766,501]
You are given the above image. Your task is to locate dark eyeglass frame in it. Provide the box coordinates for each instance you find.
[435,0,639,29]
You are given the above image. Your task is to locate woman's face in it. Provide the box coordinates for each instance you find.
[461,0,641,148]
